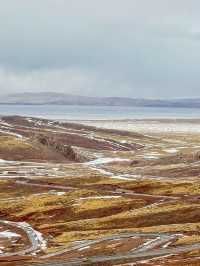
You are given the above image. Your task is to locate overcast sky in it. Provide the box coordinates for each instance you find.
[0,0,200,98]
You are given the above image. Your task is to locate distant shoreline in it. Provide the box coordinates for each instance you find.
[1,103,200,109]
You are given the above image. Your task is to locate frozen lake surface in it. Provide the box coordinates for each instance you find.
[0,104,200,120]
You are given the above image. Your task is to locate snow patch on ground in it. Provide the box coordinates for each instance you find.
[110,175,134,180]
[80,120,200,133]
[79,196,121,200]
[16,221,47,251]
[164,148,178,153]
[85,157,130,165]
[0,159,15,165]
[143,155,160,160]
[32,229,47,250]
[0,129,23,138]
[54,192,66,196]
[0,230,20,239]
[78,245,90,251]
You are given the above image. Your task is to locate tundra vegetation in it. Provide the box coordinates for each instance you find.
[0,116,200,265]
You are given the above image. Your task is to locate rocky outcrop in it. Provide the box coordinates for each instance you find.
[37,134,84,162]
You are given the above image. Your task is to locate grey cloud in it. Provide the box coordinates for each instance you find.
[0,0,200,98]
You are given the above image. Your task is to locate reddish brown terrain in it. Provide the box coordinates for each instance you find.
[0,116,200,265]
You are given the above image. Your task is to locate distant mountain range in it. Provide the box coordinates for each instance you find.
[1,92,200,108]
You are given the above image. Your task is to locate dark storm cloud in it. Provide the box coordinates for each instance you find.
[0,0,200,98]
